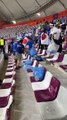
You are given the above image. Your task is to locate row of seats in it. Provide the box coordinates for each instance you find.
[22,57,61,102]
[46,53,67,73]
[0,56,16,120]
[21,48,67,119]
[37,48,67,74]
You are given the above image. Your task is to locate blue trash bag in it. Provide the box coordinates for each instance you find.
[29,47,37,57]
[35,56,43,61]
[24,59,32,65]
[23,65,33,71]
[33,67,45,81]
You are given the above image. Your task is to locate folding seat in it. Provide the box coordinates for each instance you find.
[46,53,64,63]
[59,65,67,73]
[43,54,54,59]
[0,88,11,107]
[26,60,39,72]
[46,52,67,73]
[6,65,16,79]
[8,58,15,62]
[6,67,15,72]
[30,70,60,102]
[53,54,67,73]
[30,67,46,82]
[22,54,28,60]
[6,67,15,71]
[34,77,60,102]
[24,59,42,74]
[22,55,31,62]
[3,73,16,93]
[57,54,67,65]
[38,49,46,56]
[2,78,15,95]
[5,70,16,79]
[0,95,13,120]
[7,61,16,70]
[3,62,16,94]
[27,55,31,60]
[37,49,42,54]
[7,63,16,67]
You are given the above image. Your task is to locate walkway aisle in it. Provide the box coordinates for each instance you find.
[10,67,41,120]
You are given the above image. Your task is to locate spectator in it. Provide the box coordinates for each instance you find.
[26,36,33,50]
[16,40,24,69]
[47,23,61,54]
[41,29,50,50]
[0,37,5,53]
[12,40,18,60]
[25,36,33,55]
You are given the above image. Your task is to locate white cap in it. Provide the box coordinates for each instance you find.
[49,23,53,26]
[25,33,28,37]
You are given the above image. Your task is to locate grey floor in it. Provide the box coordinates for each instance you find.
[10,68,41,120]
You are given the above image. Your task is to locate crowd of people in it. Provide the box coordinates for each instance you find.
[0,17,67,69]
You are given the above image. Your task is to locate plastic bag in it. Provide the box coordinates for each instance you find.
[35,56,43,61]
[29,47,37,57]
[24,59,32,65]
[33,67,45,81]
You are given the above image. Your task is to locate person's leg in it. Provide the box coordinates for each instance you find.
[12,52,16,60]
[3,46,5,53]
[1,46,4,52]
[0,46,1,53]
[45,45,48,50]
[58,44,62,53]
[16,60,21,68]
[41,45,44,50]
[16,54,22,68]
[0,46,2,52]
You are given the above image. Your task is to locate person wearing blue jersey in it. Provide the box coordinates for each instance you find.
[12,40,18,61]
[26,36,33,50]
[25,36,33,55]
[12,41,18,54]
[16,40,24,69]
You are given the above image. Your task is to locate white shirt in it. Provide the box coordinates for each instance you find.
[50,27,60,40]
[35,28,39,37]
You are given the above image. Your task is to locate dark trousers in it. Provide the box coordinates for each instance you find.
[41,45,48,50]
[0,46,5,53]
[58,44,62,53]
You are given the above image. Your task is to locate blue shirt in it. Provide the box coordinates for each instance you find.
[12,42,18,52]
[26,41,33,50]
[17,43,24,54]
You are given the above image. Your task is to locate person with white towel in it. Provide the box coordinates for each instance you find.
[47,23,61,54]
